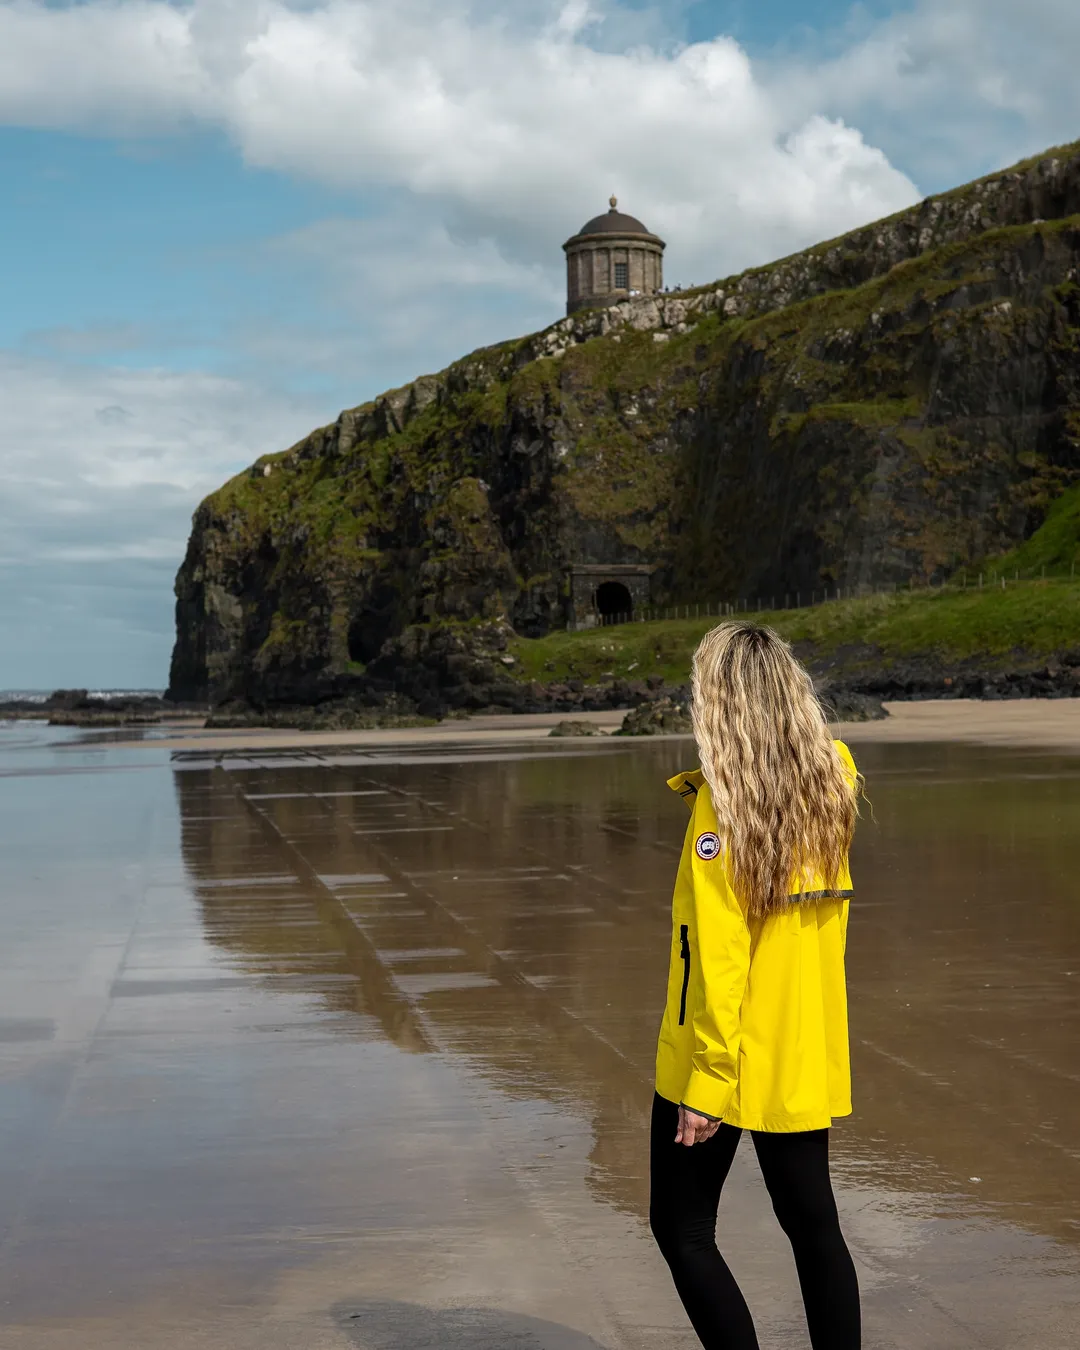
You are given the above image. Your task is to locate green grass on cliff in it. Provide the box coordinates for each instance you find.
[983,484,1080,578]
[507,578,1080,686]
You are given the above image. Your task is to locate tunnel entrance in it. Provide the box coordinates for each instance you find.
[595,581,634,623]
[567,563,652,630]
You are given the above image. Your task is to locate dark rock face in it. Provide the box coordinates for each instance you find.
[363,618,522,717]
[170,142,1080,706]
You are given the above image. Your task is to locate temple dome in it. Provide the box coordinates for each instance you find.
[569,198,662,241]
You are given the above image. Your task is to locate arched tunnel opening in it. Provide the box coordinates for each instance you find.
[595,580,634,623]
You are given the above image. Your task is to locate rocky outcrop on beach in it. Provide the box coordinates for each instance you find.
[616,697,694,735]
[170,140,1080,708]
[548,719,606,737]
[0,690,186,726]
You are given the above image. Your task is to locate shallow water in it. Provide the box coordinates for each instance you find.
[0,725,1076,1348]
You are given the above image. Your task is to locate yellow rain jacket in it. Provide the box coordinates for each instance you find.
[654,741,857,1133]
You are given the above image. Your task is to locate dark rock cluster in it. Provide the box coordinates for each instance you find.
[547,720,606,737]
[616,697,694,735]
[841,658,1080,701]
[0,689,182,726]
[814,684,889,722]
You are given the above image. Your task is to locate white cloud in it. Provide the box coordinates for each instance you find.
[769,0,1080,184]
[0,0,205,130]
[0,355,308,501]
[250,212,561,382]
[1,0,1074,281]
[0,0,922,285]
[0,353,322,687]
[552,1,601,41]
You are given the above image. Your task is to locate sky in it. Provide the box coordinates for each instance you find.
[1,0,1078,690]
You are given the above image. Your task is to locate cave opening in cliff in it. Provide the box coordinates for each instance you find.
[347,584,401,666]
[595,581,634,623]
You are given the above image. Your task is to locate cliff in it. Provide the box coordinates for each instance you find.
[169,140,1080,707]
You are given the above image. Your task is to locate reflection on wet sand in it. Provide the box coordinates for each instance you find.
[177,746,683,1218]
[177,742,1080,1296]
[1,726,1077,1349]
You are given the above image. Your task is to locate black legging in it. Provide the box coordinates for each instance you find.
[649,1092,860,1350]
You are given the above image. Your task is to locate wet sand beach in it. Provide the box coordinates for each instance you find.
[1,717,1078,1348]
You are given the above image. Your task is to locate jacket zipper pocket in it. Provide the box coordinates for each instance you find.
[678,924,691,1026]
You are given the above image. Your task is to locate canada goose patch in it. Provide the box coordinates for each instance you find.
[695,832,721,861]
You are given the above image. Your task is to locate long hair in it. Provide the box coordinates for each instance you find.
[691,622,858,918]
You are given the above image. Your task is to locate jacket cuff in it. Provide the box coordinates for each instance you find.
[680,1102,722,1122]
[681,1070,735,1122]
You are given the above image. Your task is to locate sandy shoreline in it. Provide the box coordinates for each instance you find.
[839,698,1080,752]
[91,697,1080,754]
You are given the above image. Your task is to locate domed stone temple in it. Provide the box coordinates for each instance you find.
[563,197,665,315]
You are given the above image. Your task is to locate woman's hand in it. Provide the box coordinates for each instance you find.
[675,1105,720,1146]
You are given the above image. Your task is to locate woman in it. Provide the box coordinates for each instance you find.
[650,622,862,1350]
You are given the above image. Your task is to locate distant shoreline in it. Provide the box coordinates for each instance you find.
[84,698,1080,756]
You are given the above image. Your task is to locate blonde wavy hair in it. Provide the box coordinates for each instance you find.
[691,622,858,918]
